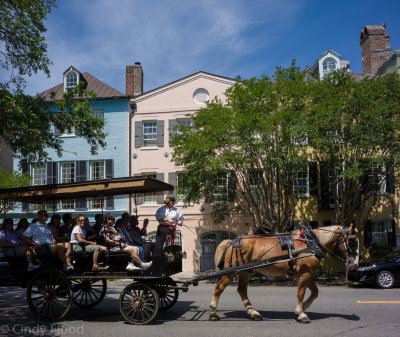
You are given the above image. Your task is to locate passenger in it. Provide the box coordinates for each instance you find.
[48,214,64,242]
[129,216,152,261]
[48,214,73,264]
[16,218,29,235]
[70,214,107,271]
[115,217,144,261]
[100,213,152,271]
[59,213,73,241]
[0,218,38,271]
[92,214,104,238]
[83,217,97,241]
[155,195,184,256]
[21,210,74,271]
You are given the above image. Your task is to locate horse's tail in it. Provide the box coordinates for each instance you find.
[214,239,232,270]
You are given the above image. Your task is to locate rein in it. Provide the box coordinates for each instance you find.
[315,227,353,263]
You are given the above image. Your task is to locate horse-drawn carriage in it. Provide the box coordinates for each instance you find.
[0,176,187,324]
[0,176,360,324]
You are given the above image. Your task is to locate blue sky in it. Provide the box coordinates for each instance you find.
[17,0,400,95]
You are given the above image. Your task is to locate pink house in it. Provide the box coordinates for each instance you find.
[127,65,250,272]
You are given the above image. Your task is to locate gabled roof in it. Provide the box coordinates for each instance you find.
[38,71,126,100]
[134,71,236,102]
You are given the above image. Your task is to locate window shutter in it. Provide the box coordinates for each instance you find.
[228,171,236,202]
[105,196,114,210]
[134,121,143,148]
[54,125,61,136]
[364,220,372,248]
[105,159,113,179]
[320,162,330,209]
[309,162,318,196]
[388,219,396,247]
[134,173,143,204]
[21,161,29,175]
[168,172,177,196]
[169,119,177,144]
[156,120,164,147]
[75,161,87,182]
[47,162,58,185]
[323,220,332,227]
[310,221,318,229]
[156,173,165,204]
[386,161,395,194]
[75,198,87,211]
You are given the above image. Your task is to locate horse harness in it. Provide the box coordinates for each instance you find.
[218,225,327,276]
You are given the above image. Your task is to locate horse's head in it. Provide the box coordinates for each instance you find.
[335,226,360,270]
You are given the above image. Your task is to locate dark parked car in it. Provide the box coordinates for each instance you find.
[349,251,400,288]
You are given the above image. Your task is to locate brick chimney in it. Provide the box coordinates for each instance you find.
[126,62,143,97]
[360,23,391,75]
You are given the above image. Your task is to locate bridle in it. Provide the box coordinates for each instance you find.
[316,226,359,264]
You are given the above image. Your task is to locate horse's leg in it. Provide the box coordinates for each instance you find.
[295,272,313,323]
[209,274,234,321]
[237,272,263,321]
[303,277,318,312]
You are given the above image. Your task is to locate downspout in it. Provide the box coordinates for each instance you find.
[129,102,136,215]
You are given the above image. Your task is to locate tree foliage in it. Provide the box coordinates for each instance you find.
[0,168,31,216]
[0,0,106,163]
[171,63,400,233]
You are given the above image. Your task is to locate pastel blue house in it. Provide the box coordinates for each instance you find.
[13,66,131,220]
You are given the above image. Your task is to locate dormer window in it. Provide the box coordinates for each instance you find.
[64,70,78,91]
[322,57,337,76]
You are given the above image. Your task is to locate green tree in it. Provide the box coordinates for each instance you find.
[0,0,106,163]
[0,168,31,216]
[306,70,400,230]
[171,63,311,233]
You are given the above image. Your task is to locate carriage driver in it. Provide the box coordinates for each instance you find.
[155,195,184,256]
[21,210,74,271]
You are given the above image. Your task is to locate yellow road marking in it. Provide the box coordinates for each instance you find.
[356,300,400,304]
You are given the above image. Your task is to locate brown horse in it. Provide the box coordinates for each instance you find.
[209,225,359,323]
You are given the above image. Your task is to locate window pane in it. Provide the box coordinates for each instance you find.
[143,121,157,146]
[294,167,309,196]
[90,161,105,180]
[32,163,46,185]
[143,173,157,203]
[177,172,189,203]
[61,162,75,183]
[65,71,78,89]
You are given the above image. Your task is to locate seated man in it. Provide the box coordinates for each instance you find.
[115,217,144,261]
[0,218,38,271]
[21,210,73,271]
[100,213,152,271]
[128,216,152,261]
[70,214,107,271]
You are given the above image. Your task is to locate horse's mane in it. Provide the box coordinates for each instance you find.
[315,225,341,246]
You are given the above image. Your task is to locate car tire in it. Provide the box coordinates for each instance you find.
[376,270,395,289]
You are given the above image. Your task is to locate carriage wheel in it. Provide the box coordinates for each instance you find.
[72,279,107,308]
[152,277,179,311]
[119,282,159,325]
[26,269,72,321]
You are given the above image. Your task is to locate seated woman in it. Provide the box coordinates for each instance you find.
[16,218,29,235]
[115,218,144,261]
[128,216,152,261]
[100,213,152,271]
[0,218,38,271]
[70,214,107,271]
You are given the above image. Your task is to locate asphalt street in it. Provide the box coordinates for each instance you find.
[0,281,399,337]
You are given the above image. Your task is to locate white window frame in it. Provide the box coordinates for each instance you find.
[61,162,75,184]
[143,121,157,147]
[142,172,158,205]
[64,70,78,91]
[293,166,310,197]
[32,163,46,186]
[249,170,264,204]
[176,118,193,134]
[322,57,337,76]
[214,172,229,202]
[371,220,388,244]
[60,199,74,210]
[90,197,103,210]
[176,172,191,205]
[369,164,386,195]
[90,160,105,181]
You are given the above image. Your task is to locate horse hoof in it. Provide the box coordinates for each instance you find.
[297,314,311,323]
[251,313,263,321]
[209,313,220,321]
